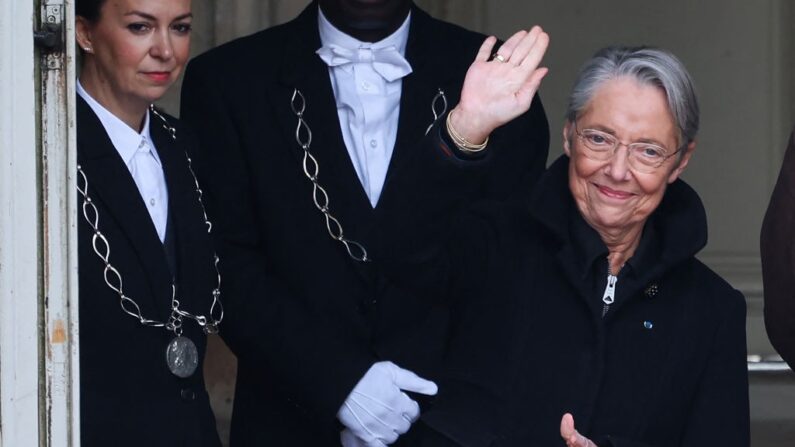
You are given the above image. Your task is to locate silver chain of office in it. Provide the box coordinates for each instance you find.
[290,88,370,262]
[289,87,447,263]
[76,106,223,337]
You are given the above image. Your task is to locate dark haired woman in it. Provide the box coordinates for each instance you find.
[75,0,222,445]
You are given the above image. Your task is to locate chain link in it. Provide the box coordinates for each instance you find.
[77,106,223,336]
[290,89,370,262]
[288,87,447,262]
[425,88,448,135]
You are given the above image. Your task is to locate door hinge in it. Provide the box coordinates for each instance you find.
[34,23,62,53]
[35,3,64,69]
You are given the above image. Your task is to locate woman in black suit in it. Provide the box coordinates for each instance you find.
[414,46,749,447]
[75,0,222,445]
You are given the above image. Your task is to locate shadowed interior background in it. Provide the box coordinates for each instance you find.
[155,1,795,445]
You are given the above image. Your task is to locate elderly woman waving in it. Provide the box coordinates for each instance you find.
[412,46,749,447]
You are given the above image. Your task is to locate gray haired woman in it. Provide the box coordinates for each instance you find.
[412,46,749,447]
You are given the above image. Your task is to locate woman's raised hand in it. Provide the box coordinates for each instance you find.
[449,26,549,144]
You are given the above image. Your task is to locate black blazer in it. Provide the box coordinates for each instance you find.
[180,2,549,445]
[77,96,221,446]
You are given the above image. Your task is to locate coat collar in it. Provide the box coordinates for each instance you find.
[77,81,159,167]
[529,155,708,282]
[274,0,461,158]
[275,0,463,157]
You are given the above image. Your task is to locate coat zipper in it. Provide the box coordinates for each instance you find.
[602,267,618,317]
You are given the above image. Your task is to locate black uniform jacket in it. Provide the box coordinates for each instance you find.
[761,126,795,367]
[77,96,221,446]
[179,1,549,445]
[415,156,750,447]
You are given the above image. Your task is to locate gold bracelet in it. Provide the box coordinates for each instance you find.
[446,111,489,153]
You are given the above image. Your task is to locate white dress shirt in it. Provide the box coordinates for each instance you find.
[77,81,169,242]
[317,7,412,207]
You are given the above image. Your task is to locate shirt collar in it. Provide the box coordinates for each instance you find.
[76,80,159,167]
[317,6,411,57]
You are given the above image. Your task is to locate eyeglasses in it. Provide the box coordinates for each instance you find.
[573,120,680,174]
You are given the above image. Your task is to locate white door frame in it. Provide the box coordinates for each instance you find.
[0,0,80,445]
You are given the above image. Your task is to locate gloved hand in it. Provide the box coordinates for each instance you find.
[338,361,438,446]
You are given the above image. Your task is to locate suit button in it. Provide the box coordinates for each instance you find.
[181,388,196,401]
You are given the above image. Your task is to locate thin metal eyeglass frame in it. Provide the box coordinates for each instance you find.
[572,119,681,172]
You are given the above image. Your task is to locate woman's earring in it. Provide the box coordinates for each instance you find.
[83,46,93,53]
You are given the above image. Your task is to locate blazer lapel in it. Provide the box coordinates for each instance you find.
[77,97,174,322]
[379,5,467,205]
[272,2,476,267]
[275,3,377,245]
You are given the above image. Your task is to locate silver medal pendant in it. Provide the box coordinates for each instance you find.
[165,336,199,378]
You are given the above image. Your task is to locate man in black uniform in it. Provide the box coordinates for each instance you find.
[181,1,549,445]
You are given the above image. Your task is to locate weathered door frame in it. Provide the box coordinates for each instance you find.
[0,0,80,444]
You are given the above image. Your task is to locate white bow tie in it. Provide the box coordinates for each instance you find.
[316,44,412,82]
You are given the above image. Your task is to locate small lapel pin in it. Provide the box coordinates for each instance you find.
[644,283,659,298]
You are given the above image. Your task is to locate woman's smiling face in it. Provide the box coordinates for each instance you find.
[563,76,695,235]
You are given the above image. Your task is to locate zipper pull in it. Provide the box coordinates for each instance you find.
[602,274,618,305]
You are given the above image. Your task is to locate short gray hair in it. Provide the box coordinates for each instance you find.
[565,46,699,149]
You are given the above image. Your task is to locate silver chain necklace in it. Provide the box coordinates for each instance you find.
[77,106,223,378]
[289,87,447,262]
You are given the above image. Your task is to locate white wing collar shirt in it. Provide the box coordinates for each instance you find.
[77,81,169,242]
[316,7,412,207]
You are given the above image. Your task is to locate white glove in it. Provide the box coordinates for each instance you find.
[338,361,438,446]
